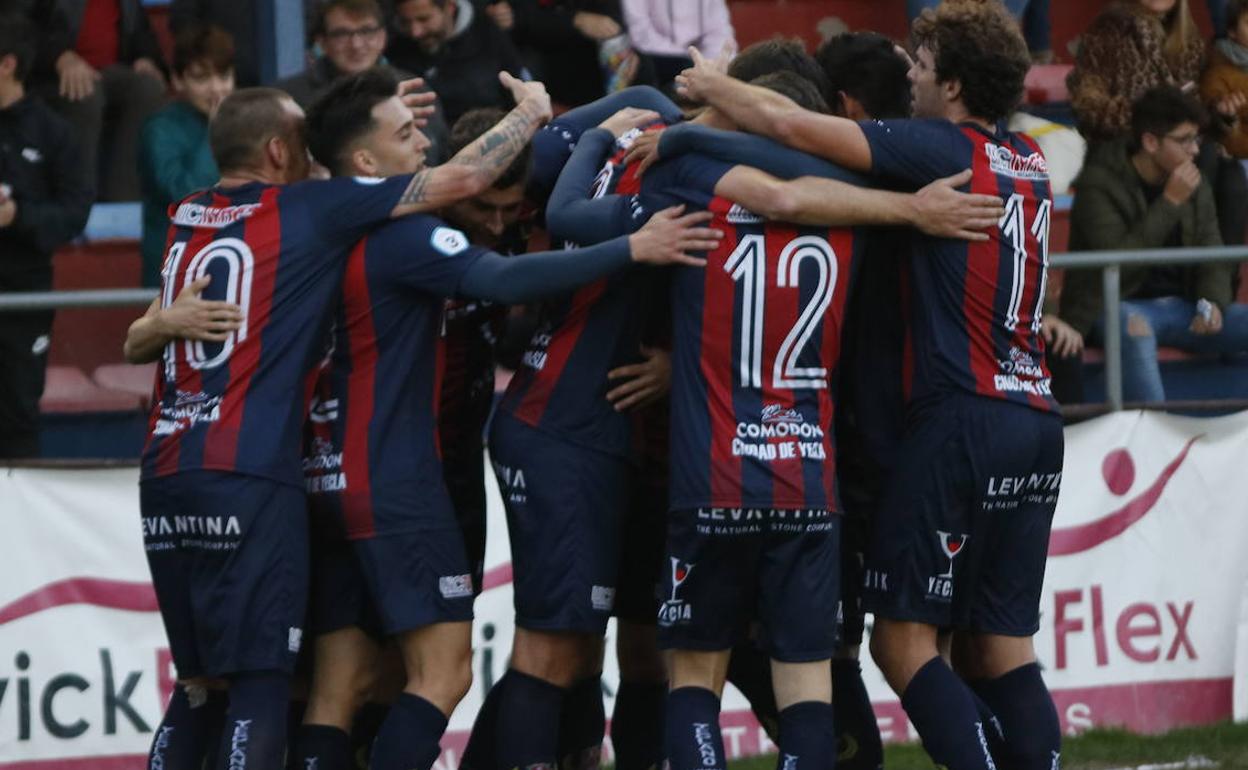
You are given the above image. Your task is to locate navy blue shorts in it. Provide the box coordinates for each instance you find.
[489,414,628,634]
[863,395,1064,635]
[140,471,308,678]
[307,498,474,637]
[657,508,841,663]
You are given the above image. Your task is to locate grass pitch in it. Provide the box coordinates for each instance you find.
[727,721,1248,769]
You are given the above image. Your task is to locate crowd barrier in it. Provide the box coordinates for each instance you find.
[2,409,1248,767]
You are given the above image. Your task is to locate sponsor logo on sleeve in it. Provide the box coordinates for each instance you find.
[431,226,469,256]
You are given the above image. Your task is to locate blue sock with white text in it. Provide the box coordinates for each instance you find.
[665,687,725,770]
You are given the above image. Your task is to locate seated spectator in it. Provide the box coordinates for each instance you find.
[1060,86,1248,404]
[0,13,93,457]
[277,0,448,159]
[29,0,168,201]
[621,0,735,90]
[1068,0,1205,145]
[508,0,636,107]
[136,25,235,288]
[1199,0,1248,246]
[386,0,526,124]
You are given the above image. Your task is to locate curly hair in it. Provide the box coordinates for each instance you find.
[911,0,1029,123]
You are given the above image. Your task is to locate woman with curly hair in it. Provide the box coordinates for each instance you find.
[1069,0,1206,142]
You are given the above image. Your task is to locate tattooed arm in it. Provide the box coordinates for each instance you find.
[390,72,553,217]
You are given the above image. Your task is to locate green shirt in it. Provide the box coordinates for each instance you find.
[138,100,218,287]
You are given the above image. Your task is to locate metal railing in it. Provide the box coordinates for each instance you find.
[1050,245,1248,412]
[1,247,1244,414]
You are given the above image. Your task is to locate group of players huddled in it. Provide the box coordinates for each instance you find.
[124,1,1065,769]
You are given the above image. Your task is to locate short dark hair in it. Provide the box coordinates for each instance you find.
[0,13,35,82]
[911,0,1029,123]
[305,68,399,174]
[210,88,300,172]
[1229,0,1248,30]
[728,37,831,106]
[750,71,829,114]
[1129,85,1208,153]
[449,107,532,189]
[816,31,911,119]
[314,0,384,38]
[172,23,235,76]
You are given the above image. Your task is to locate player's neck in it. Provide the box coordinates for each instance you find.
[217,169,287,188]
[943,101,994,133]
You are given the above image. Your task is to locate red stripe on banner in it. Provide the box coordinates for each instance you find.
[1051,677,1233,734]
[0,579,158,625]
[1048,435,1201,556]
[1,753,149,769]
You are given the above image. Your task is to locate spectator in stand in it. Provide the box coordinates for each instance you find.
[136,25,235,289]
[506,0,637,108]
[170,0,321,87]
[1060,86,1248,403]
[277,0,448,159]
[28,0,167,201]
[621,0,735,91]
[0,13,93,458]
[1068,0,1206,144]
[1200,0,1248,247]
[386,0,527,124]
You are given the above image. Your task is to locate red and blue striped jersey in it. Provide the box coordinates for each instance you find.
[302,214,490,539]
[496,126,663,460]
[859,119,1057,413]
[141,175,413,486]
[642,153,859,511]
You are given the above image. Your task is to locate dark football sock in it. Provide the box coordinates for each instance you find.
[460,672,509,770]
[352,702,390,768]
[776,701,836,770]
[665,687,725,770]
[369,693,448,770]
[899,658,996,770]
[972,663,1062,770]
[291,724,353,770]
[216,671,293,770]
[830,659,883,770]
[496,670,566,770]
[558,674,605,770]
[147,684,226,770]
[966,684,1006,764]
[726,641,778,740]
[610,681,666,770]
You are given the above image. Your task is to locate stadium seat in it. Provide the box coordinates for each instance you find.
[1024,64,1072,105]
[40,366,145,414]
[93,363,158,409]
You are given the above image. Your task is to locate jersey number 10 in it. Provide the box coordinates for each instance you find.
[725,233,838,391]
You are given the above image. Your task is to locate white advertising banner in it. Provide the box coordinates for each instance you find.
[3,409,1248,768]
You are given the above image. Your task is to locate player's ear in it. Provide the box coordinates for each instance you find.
[265,134,289,169]
[351,147,378,177]
[942,77,962,105]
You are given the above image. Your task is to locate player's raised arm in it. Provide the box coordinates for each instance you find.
[714,166,1003,240]
[390,73,553,217]
[123,276,244,364]
[676,46,873,171]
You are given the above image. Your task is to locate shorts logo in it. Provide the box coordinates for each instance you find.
[439,574,474,599]
[657,558,694,626]
[288,627,302,653]
[591,585,616,611]
[928,531,968,601]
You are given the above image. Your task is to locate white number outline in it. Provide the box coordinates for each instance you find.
[723,233,838,391]
[998,194,1051,333]
[161,237,254,376]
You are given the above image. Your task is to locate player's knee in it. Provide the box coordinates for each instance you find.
[421,652,473,708]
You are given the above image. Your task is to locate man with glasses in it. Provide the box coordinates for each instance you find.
[386,0,527,124]
[1061,85,1248,403]
[278,0,449,161]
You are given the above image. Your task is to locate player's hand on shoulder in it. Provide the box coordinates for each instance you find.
[499,72,553,123]
[628,205,722,267]
[621,128,662,173]
[606,345,671,411]
[599,108,661,139]
[158,275,245,343]
[911,169,1005,241]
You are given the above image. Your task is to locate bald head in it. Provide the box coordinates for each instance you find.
[210,87,309,180]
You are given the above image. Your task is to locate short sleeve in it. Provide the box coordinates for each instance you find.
[367,215,490,298]
[287,174,415,245]
[859,119,969,188]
